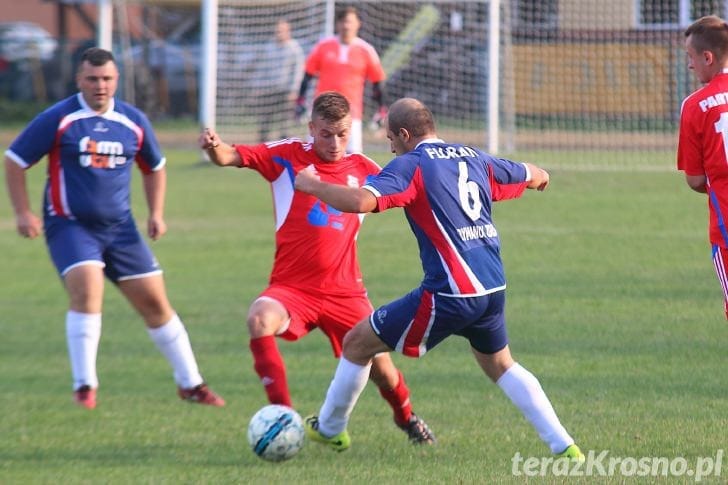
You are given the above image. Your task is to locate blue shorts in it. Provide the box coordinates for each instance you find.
[44,215,161,282]
[370,287,508,357]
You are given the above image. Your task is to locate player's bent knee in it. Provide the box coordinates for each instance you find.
[246,311,282,337]
[473,346,514,382]
[343,323,387,364]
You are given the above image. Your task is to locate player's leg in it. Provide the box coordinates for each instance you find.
[109,219,223,406]
[46,217,105,409]
[310,288,437,446]
[369,355,410,422]
[248,285,321,407]
[116,273,223,406]
[319,293,416,427]
[305,320,382,448]
[307,288,434,449]
[710,244,728,319]
[63,264,105,409]
[369,353,435,444]
[474,346,580,457]
[466,291,579,457]
[247,295,293,406]
[365,288,448,444]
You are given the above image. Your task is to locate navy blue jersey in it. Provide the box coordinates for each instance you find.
[5,93,165,227]
[363,139,529,296]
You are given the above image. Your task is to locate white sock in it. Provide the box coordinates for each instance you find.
[147,314,203,389]
[66,310,102,390]
[497,363,574,454]
[318,357,371,437]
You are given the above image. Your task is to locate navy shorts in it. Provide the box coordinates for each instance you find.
[370,287,508,357]
[44,215,161,282]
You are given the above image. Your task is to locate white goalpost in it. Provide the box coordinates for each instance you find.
[200,0,219,132]
[100,0,728,168]
[208,0,503,151]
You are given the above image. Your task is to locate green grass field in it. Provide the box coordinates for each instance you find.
[1,147,725,484]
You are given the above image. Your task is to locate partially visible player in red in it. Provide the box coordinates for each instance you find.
[198,91,434,444]
[295,6,387,153]
[678,15,728,318]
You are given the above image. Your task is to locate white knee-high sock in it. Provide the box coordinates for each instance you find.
[66,310,102,390]
[147,314,203,389]
[318,357,371,437]
[497,363,574,454]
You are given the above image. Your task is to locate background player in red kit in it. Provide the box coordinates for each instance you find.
[295,6,387,153]
[199,91,434,444]
[296,97,582,457]
[4,48,224,409]
[678,15,728,319]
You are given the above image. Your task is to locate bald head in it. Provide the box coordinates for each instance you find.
[387,98,436,140]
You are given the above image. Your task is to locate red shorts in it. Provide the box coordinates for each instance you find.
[256,284,373,356]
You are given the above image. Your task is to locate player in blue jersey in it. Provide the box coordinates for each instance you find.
[4,48,224,409]
[295,97,583,458]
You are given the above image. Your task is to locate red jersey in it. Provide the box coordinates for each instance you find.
[304,36,385,120]
[235,139,381,295]
[678,71,728,246]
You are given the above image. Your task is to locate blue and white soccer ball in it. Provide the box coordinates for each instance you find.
[247,404,305,462]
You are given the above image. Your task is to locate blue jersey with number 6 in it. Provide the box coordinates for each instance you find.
[363,139,529,296]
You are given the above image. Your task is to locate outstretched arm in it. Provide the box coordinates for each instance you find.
[199,128,242,167]
[295,168,377,213]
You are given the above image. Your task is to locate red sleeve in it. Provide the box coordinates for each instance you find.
[365,43,386,83]
[492,181,527,201]
[234,143,285,182]
[677,99,705,176]
[487,164,527,201]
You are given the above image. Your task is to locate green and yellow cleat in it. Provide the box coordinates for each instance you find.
[556,444,585,462]
[304,415,350,452]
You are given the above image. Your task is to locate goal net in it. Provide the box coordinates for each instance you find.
[214,0,724,168]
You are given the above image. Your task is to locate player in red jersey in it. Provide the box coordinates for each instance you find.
[678,15,728,318]
[295,6,387,153]
[199,91,434,444]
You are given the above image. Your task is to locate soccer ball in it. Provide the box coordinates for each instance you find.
[247,404,305,462]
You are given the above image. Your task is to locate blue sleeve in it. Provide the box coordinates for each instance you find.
[480,151,528,185]
[7,106,62,168]
[365,155,415,196]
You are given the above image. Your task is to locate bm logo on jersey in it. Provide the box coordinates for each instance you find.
[306,174,360,230]
[307,201,344,230]
[78,136,127,169]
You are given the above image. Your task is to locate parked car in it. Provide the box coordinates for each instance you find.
[0,21,57,62]
[0,21,58,101]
